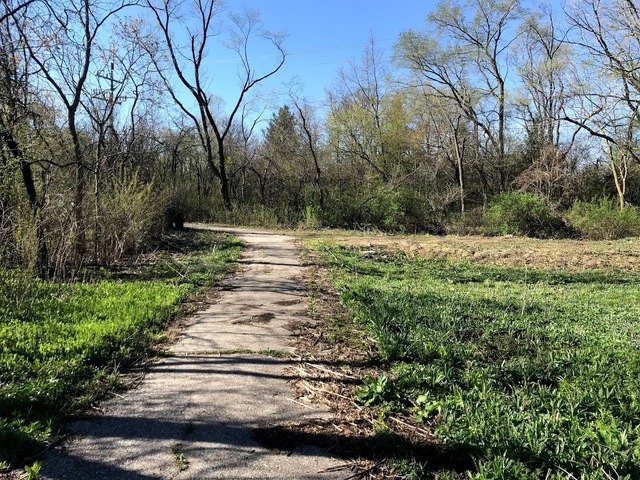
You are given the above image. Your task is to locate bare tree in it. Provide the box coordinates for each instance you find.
[328,36,413,185]
[225,100,266,205]
[82,27,159,263]
[396,0,524,194]
[0,0,34,24]
[516,3,574,148]
[431,97,469,212]
[289,91,325,210]
[0,0,49,273]
[564,0,640,208]
[510,3,582,204]
[10,0,136,261]
[144,0,285,210]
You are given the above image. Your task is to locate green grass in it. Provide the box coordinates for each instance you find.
[0,230,241,465]
[313,240,640,479]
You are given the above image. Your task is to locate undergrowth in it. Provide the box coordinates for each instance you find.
[313,240,640,478]
[0,229,241,465]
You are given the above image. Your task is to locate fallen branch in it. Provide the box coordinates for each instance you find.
[311,332,323,346]
[388,416,431,439]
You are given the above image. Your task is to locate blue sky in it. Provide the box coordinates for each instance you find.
[207,1,434,111]
[173,0,566,120]
[258,1,432,97]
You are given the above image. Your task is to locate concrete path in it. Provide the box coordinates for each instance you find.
[41,226,345,480]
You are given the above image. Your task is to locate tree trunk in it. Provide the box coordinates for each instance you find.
[20,160,49,277]
[611,158,626,210]
[607,141,627,210]
[217,138,232,210]
[2,129,49,276]
[453,139,465,213]
[71,121,86,262]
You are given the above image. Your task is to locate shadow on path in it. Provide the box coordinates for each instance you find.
[42,225,351,479]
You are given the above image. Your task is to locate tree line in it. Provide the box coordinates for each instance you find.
[1,0,639,277]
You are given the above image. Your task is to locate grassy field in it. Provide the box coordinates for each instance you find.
[311,235,640,479]
[0,230,241,466]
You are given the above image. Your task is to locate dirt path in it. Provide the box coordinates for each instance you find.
[41,226,346,479]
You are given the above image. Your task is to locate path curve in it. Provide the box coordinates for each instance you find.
[41,225,345,480]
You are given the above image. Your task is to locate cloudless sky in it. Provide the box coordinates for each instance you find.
[179,0,565,120]
[206,1,435,112]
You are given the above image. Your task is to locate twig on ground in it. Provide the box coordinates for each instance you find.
[342,460,385,480]
[286,397,315,409]
[388,416,431,439]
[299,381,363,411]
[303,362,357,379]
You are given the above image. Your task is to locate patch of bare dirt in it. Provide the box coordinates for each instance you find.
[0,470,23,480]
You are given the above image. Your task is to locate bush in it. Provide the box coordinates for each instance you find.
[99,172,168,263]
[485,192,568,238]
[0,201,15,266]
[11,205,39,270]
[299,205,322,229]
[567,198,640,240]
[323,187,445,234]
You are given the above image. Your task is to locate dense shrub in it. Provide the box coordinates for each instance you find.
[0,201,15,266]
[485,192,569,238]
[323,187,445,234]
[99,172,168,263]
[567,198,640,240]
[299,205,322,229]
[209,203,282,228]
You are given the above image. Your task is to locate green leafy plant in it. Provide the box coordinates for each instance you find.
[300,205,322,229]
[314,241,640,477]
[24,460,44,480]
[567,197,640,239]
[356,373,392,406]
[413,393,442,422]
[171,443,189,472]
[485,192,568,238]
